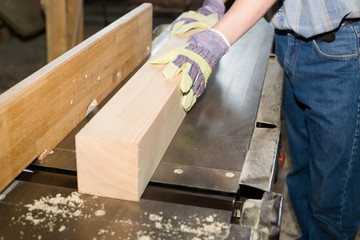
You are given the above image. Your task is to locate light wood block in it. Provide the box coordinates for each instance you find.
[0,4,153,193]
[75,30,200,202]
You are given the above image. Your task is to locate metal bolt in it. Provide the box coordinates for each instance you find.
[225,172,235,178]
[174,169,183,175]
[116,68,121,81]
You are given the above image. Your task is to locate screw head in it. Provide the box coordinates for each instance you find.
[225,172,235,178]
[174,169,183,174]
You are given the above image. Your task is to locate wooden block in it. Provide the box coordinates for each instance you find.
[75,30,199,202]
[0,4,153,193]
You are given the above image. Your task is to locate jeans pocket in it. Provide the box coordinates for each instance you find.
[312,25,359,60]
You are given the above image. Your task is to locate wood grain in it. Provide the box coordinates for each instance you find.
[45,0,68,62]
[45,0,84,62]
[76,30,200,201]
[66,0,84,49]
[0,4,153,193]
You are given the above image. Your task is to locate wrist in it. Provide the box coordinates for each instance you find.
[209,29,230,49]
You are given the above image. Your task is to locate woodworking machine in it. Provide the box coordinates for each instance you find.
[0,18,284,239]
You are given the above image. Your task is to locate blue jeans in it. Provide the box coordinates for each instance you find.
[275,22,360,240]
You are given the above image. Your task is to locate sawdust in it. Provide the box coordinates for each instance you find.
[10,192,230,239]
[137,235,151,240]
[15,192,84,232]
[58,225,66,232]
[149,213,163,222]
[205,215,214,223]
[143,212,230,239]
[94,209,106,217]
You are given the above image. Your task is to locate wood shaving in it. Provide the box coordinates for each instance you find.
[94,209,106,217]
[149,214,162,222]
[58,225,66,232]
[15,192,84,232]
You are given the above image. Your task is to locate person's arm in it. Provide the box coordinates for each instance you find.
[213,0,277,45]
[151,0,278,111]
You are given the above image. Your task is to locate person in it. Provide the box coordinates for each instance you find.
[151,0,360,239]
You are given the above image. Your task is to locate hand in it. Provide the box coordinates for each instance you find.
[170,0,226,36]
[150,29,229,111]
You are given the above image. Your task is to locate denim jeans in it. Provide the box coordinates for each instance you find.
[275,21,360,240]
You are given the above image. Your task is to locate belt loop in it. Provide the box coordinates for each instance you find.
[352,21,360,38]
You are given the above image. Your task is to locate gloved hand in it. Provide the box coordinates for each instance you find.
[170,0,225,36]
[150,29,230,111]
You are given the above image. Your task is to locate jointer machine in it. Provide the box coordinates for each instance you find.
[0,4,284,239]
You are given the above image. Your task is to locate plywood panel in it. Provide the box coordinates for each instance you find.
[76,30,200,201]
[0,4,153,193]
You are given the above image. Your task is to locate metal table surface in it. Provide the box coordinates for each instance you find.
[152,18,274,193]
[0,181,256,240]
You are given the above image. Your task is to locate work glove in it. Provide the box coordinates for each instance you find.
[150,29,230,111]
[170,0,225,36]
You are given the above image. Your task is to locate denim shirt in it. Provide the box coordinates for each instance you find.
[270,0,360,38]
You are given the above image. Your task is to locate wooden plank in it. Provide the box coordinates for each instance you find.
[45,0,68,62]
[75,30,200,202]
[66,0,84,48]
[45,0,84,62]
[0,4,153,193]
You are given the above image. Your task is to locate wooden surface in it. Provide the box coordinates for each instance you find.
[0,4,153,193]
[66,0,84,48]
[45,0,67,62]
[45,0,84,62]
[76,30,200,202]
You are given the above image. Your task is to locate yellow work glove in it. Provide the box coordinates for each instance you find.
[150,29,230,111]
[170,11,218,36]
[170,0,225,36]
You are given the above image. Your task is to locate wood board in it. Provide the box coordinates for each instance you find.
[75,29,200,202]
[0,3,153,193]
[45,0,84,62]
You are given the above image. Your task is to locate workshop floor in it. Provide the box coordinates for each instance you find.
[0,1,359,239]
